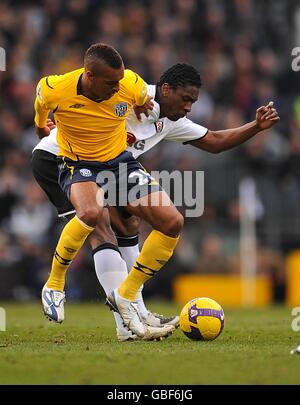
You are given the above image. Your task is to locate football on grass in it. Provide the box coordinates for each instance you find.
[179,297,225,341]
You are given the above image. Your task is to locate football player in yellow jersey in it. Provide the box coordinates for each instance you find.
[34,43,182,339]
[35,52,147,162]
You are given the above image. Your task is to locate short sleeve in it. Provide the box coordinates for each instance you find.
[164,117,208,144]
[36,78,50,109]
[132,72,148,106]
[34,77,53,127]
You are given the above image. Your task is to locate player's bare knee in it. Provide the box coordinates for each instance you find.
[97,224,117,243]
[88,227,117,249]
[162,213,184,237]
[122,216,140,237]
[77,206,101,227]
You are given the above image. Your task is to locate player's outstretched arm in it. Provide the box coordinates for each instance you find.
[187,101,280,153]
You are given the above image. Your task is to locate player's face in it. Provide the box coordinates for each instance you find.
[88,63,125,101]
[162,85,199,121]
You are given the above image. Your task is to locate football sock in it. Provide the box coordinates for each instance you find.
[46,216,94,291]
[117,235,148,318]
[116,235,140,271]
[93,244,130,331]
[93,244,128,295]
[135,287,149,319]
[118,230,180,301]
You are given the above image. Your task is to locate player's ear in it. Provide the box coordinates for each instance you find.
[161,83,171,97]
[86,70,94,81]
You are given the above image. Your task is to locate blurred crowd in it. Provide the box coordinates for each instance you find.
[0,0,299,301]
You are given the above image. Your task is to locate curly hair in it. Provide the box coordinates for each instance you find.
[157,63,202,89]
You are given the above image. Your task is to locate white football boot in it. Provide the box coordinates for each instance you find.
[141,323,175,341]
[116,327,138,342]
[116,324,175,342]
[106,289,146,337]
[106,289,175,339]
[143,312,180,328]
[290,345,300,355]
[42,284,66,323]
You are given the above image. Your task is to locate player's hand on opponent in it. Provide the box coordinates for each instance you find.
[35,125,50,139]
[35,118,56,139]
[255,101,280,130]
[134,95,154,121]
[46,118,56,131]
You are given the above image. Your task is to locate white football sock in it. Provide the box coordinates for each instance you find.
[117,235,149,319]
[93,245,128,331]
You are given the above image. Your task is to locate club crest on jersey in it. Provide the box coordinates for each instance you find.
[115,102,128,117]
[155,121,164,133]
[126,132,137,146]
[80,168,92,177]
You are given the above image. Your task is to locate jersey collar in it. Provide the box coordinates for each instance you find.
[77,73,83,95]
[77,73,102,103]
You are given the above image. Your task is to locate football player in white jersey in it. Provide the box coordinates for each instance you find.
[32,63,279,340]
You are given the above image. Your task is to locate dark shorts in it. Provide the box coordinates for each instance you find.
[31,149,75,217]
[58,151,161,207]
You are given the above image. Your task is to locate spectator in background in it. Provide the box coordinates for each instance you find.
[194,235,231,274]
[9,180,53,245]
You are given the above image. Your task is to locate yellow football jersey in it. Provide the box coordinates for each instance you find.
[34,68,148,161]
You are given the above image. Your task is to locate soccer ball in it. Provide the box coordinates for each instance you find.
[179,297,225,341]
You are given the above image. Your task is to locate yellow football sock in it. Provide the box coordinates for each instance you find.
[46,216,94,291]
[118,230,180,300]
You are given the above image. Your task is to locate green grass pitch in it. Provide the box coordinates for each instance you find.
[0,302,299,384]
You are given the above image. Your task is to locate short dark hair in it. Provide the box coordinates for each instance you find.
[157,63,202,90]
[84,43,123,70]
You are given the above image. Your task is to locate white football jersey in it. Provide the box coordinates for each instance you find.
[33,84,208,158]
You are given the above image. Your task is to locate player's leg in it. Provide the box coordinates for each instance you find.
[92,208,155,321]
[107,207,179,327]
[115,190,183,300]
[104,155,181,331]
[87,209,137,341]
[40,181,98,322]
[107,191,183,333]
[89,208,175,340]
[31,150,76,321]
[40,156,106,324]
[46,181,98,289]
[108,209,145,308]
[31,150,84,294]
[45,157,108,300]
